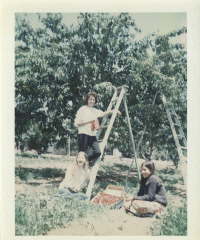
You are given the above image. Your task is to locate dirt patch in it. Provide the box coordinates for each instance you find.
[47,208,155,236]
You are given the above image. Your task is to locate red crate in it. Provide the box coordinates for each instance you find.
[91,185,124,206]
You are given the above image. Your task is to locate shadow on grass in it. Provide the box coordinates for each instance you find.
[27,182,41,186]
[92,163,139,196]
[157,168,185,196]
[15,167,65,181]
[16,162,140,198]
[158,168,183,186]
[158,168,176,175]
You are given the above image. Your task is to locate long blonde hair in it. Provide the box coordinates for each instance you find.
[71,152,89,174]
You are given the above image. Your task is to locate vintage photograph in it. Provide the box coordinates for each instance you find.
[15,12,187,236]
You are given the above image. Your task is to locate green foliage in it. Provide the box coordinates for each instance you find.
[15,192,104,235]
[15,13,187,162]
[152,201,187,235]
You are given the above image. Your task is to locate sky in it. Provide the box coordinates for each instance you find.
[24,12,186,39]
[61,12,186,38]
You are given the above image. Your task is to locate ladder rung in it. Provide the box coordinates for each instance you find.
[111,98,118,103]
[177,134,186,139]
[180,135,186,139]
[171,111,177,116]
[174,122,181,127]
[117,85,128,90]
[171,111,180,119]
[181,146,187,149]
[100,125,109,129]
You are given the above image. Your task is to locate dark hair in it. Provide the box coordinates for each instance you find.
[141,161,155,175]
[84,92,97,105]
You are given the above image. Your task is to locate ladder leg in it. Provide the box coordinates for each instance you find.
[123,97,141,182]
[86,162,101,198]
[136,126,146,156]
[172,109,187,147]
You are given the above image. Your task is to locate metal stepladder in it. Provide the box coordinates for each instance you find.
[86,85,141,199]
[162,95,187,184]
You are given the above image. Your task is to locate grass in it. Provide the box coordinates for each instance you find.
[15,153,187,236]
[152,200,187,235]
[15,191,105,236]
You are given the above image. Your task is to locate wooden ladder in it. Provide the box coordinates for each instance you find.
[86,86,140,199]
[162,95,187,183]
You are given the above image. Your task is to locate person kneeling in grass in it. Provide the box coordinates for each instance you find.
[124,161,167,217]
[57,151,90,200]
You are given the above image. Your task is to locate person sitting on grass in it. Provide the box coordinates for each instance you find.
[56,151,90,200]
[124,160,167,217]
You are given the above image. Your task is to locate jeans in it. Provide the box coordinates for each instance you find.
[78,134,101,166]
[55,187,88,201]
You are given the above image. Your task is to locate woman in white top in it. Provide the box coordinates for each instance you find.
[74,92,117,167]
[57,151,90,200]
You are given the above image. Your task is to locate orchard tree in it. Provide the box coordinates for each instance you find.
[15,13,74,152]
[15,13,141,153]
[15,13,186,161]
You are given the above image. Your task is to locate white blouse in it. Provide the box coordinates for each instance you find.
[74,105,104,136]
[59,163,90,192]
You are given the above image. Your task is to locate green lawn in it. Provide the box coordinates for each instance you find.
[15,153,187,236]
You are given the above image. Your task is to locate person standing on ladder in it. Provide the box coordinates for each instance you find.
[74,92,120,167]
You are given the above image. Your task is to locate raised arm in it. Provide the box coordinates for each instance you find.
[98,109,121,118]
[75,119,94,127]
